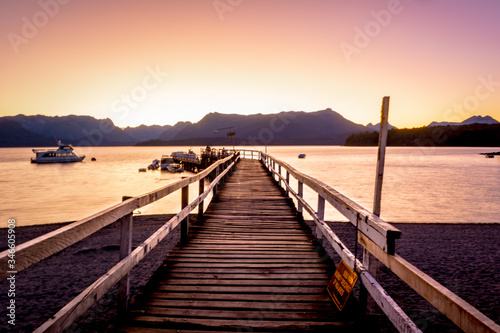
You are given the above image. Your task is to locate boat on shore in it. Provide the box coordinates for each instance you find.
[31,141,85,163]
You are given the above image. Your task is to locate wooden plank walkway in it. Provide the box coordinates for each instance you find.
[115,159,359,332]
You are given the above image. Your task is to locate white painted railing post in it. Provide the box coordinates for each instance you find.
[181,177,189,243]
[285,171,290,196]
[297,181,304,218]
[213,165,219,197]
[118,196,133,314]
[198,177,205,218]
[316,194,325,240]
[278,165,282,187]
[272,161,276,180]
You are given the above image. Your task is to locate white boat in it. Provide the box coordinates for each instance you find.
[167,163,184,173]
[31,141,85,163]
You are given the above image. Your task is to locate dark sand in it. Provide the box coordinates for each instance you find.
[1,218,499,332]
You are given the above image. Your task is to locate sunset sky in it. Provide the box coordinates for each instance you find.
[1,0,499,128]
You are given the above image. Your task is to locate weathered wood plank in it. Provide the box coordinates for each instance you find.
[128,316,348,330]
[149,292,333,302]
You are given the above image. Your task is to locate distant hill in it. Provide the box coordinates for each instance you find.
[0,119,55,147]
[345,123,500,147]
[122,124,172,142]
[146,109,368,146]
[428,115,499,127]
[157,121,192,141]
[365,122,397,131]
[1,114,136,147]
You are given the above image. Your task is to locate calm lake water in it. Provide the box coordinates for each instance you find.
[1,146,499,226]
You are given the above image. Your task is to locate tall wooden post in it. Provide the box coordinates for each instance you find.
[181,177,189,243]
[374,96,390,217]
[118,196,133,314]
[362,96,390,314]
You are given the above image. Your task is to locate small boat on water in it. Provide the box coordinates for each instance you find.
[147,159,160,170]
[298,154,306,159]
[31,141,85,163]
[485,154,495,158]
[138,168,147,172]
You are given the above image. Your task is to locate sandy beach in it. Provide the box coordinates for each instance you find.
[1,218,499,332]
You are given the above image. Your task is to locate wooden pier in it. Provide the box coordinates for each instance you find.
[2,151,499,333]
[116,159,355,332]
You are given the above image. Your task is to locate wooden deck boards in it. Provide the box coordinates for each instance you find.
[115,159,357,332]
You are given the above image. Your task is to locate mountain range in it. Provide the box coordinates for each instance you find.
[0,109,374,147]
[428,115,498,127]
[0,111,497,147]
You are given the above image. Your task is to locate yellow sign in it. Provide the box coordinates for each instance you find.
[327,260,358,311]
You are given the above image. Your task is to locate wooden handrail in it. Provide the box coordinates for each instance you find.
[358,233,500,333]
[261,152,401,254]
[259,153,500,333]
[0,154,237,281]
[34,154,240,332]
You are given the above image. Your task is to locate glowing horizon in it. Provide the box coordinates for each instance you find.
[1,0,499,129]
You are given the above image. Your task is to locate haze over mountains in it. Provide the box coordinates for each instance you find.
[0,110,497,147]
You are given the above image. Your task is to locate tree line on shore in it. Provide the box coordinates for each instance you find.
[344,123,500,147]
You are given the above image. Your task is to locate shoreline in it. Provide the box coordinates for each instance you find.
[0,217,498,332]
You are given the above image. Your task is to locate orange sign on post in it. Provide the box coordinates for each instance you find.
[327,260,358,311]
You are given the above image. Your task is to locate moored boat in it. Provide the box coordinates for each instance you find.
[298,154,306,159]
[31,141,85,163]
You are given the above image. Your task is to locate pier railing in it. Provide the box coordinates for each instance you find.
[2,149,498,333]
[0,152,239,333]
[258,151,499,333]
